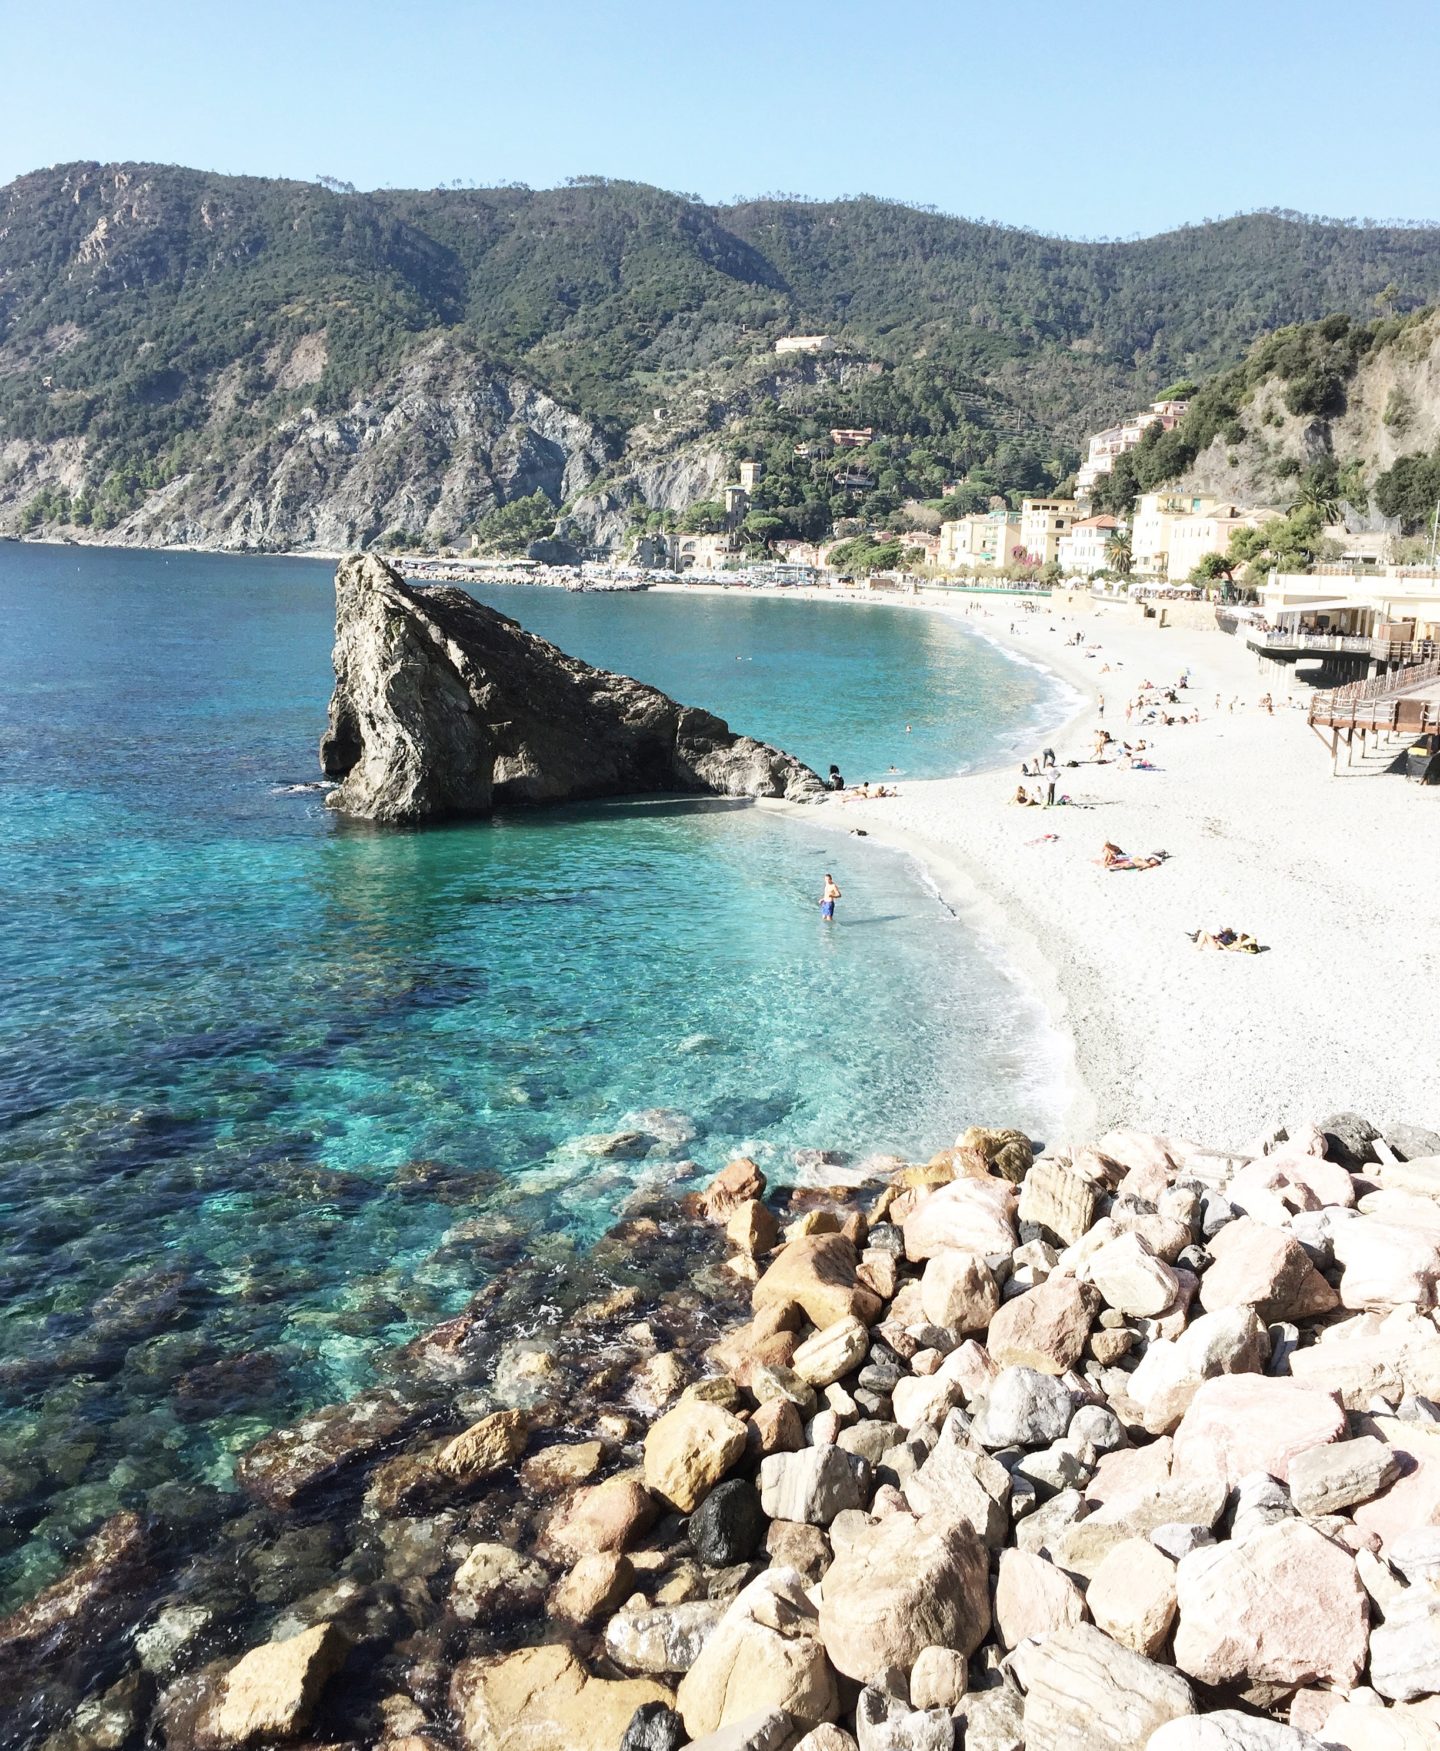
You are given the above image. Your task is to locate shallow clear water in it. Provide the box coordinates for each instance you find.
[0,545,1065,1601]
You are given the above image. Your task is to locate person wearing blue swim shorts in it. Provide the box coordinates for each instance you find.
[820,873,841,923]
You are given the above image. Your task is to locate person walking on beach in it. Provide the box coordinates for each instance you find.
[1042,756,1058,806]
[820,873,841,924]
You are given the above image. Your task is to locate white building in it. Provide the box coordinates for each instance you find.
[1058,514,1125,576]
[775,335,835,355]
[1076,400,1190,494]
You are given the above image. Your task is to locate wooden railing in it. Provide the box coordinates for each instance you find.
[1309,652,1440,733]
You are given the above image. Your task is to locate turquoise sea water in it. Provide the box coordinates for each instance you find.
[0,544,1065,1602]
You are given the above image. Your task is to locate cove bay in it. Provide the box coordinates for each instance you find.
[0,543,1066,1603]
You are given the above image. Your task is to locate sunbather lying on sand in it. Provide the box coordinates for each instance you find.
[1189,927,1261,953]
[1097,841,1166,871]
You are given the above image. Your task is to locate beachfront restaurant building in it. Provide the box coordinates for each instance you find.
[1243,570,1440,681]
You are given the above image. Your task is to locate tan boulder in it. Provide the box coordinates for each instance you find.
[1316,1697,1440,1749]
[1084,1436,1175,1508]
[726,1199,780,1255]
[1196,1218,1339,1323]
[956,1126,1034,1183]
[201,1622,349,1748]
[449,1543,548,1623]
[909,1645,968,1710]
[902,1176,1017,1262]
[792,1316,870,1388]
[643,1400,748,1513]
[1018,1157,1100,1246]
[1052,1471,1227,1580]
[631,1350,689,1409]
[675,1567,839,1738]
[1353,1417,1440,1552]
[548,1553,635,1626]
[992,1548,1087,1650]
[1290,1435,1401,1517]
[986,1274,1100,1375]
[748,1398,805,1457]
[1171,1374,1346,1487]
[1095,1132,1181,1178]
[752,1235,882,1329]
[434,1410,528,1483]
[1172,1518,1369,1690]
[521,1440,605,1494]
[1126,1306,1269,1436]
[1084,1232,1180,1318]
[702,1159,766,1222]
[546,1475,658,1558]
[1017,1623,1194,1751]
[1086,1538,1176,1657]
[450,1642,671,1751]
[784,1210,844,1244]
[816,1511,990,1679]
[1333,1216,1440,1312]
[919,1250,1000,1334]
[711,1323,801,1390]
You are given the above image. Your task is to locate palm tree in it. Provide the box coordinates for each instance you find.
[1105,529,1133,576]
[1291,482,1342,525]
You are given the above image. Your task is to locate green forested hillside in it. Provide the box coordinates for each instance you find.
[1089,304,1440,562]
[5,162,1440,548]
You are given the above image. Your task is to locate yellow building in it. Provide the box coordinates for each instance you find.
[1131,492,1267,578]
[1020,498,1079,566]
[936,511,1022,571]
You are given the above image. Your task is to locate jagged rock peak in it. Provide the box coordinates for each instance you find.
[318,554,828,823]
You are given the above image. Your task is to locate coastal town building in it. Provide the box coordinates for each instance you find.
[829,427,874,449]
[738,460,762,490]
[775,334,835,355]
[672,531,737,571]
[1020,497,1079,567]
[1057,513,1125,576]
[1257,569,1440,644]
[936,510,1022,571]
[1132,492,1270,578]
[901,531,941,566]
[1075,399,1190,495]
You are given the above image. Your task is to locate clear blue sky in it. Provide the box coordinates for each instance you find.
[2,0,1435,238]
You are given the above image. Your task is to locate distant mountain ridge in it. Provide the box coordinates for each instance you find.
[5,161,1440,551]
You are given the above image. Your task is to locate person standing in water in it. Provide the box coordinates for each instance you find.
[820,873,841,923]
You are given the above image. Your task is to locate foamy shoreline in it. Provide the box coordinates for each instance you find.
[740,583,1440,1150]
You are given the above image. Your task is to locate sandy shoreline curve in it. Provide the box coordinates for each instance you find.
[721,581,1440,1151]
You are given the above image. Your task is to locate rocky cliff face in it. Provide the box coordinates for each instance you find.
[0,341,614,552]
[1167,309,1440,525]
[319,554,827,822]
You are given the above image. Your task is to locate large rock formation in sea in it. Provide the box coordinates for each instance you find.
[318,554,828,823]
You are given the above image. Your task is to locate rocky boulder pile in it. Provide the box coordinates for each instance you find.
[26,1113,1440,1751]
[475,1114,1440,1751]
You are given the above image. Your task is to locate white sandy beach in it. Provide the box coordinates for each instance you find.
[739,583,1440,1151]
